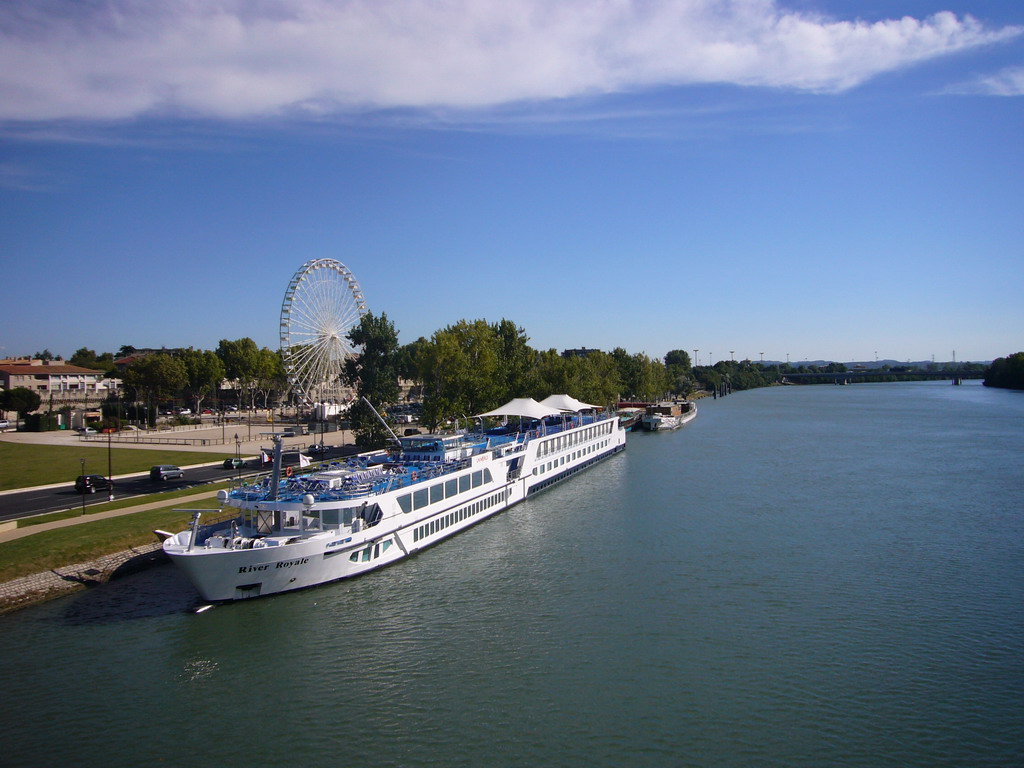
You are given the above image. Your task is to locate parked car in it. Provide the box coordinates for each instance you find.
[307,443,330,456]
[150,465,184,481]
[75,474,111,494]
[77,426,97,435]
[0,418,9,430]
[223,458,245,469]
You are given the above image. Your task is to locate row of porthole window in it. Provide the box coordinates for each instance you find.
[397,468,494,514]
[537,421,612,459]
[412,489,507,543]
[349,539,394,562]
[535,439,608,475]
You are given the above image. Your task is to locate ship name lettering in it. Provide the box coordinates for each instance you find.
[276,557,310,569]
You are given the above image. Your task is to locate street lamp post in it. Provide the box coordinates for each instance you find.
[80,458,86,516]
[235,434,241,484]
[107,428,114,502]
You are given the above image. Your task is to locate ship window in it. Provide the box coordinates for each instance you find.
[430,484,443,504]
[362,548,371,562]
[350,551,359,561]
[398,494,412,513]
[472,471,482,487]
[483,469,493,483]
[413,488,428,509]
[383,540,392,552]
[445,479,457,497]
[322,509,339,526]
[459,475,470,492]
[373,543,380,558]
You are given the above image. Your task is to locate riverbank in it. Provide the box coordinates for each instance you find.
[0,489,221,614]
[0,541,168,615]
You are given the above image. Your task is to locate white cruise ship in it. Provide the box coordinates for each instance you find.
[163,395,626,601]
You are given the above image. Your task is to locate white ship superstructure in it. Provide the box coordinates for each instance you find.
[163,395,626,601]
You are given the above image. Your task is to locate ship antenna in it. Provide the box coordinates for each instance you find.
[361,397,402,446]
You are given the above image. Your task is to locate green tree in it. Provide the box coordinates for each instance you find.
[253,348,286,409]
[217,338,261,409]
[664,349,693,396]
[578,351,623,407]
[985,352,1024,389]
[417,319,502,430]
[493,319,536,402]
[69,347,99,368]
[633,353,669,401]
[69,347,115,370]
[611,349,667,400]
[0,387,42,425]
[181,348,226,413]
[344,312,402,448]
[122,353,187,403]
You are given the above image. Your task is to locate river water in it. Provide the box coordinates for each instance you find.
[1,380,1022,768]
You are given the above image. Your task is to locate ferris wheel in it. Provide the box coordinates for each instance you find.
[279,258,368,405]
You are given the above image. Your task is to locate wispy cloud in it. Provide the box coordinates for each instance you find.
[0,162,59,192]
[947,66,1024,96]
[0,1,1019,123]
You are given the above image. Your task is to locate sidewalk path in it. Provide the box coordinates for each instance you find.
[0,490,219,544]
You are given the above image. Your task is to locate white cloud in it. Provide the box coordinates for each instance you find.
[950,66,1024,96]
[0,0,1019,122]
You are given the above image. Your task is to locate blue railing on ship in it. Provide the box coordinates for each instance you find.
[228,414,612,504]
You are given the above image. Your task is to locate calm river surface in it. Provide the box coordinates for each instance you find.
[1,380,1022,768]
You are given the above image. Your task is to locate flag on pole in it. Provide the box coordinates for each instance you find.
[261,450,270,464]
[299,453,311,467]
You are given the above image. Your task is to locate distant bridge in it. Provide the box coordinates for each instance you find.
[780,370,982,383]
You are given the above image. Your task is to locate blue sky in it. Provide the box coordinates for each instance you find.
[2,0,1021,365]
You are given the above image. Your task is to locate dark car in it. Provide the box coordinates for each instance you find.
[307,443,331,456]
[223,458,245,469]
[150,465,184,481]
[75,474,111,494]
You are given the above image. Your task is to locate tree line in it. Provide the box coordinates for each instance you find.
[344,314,766,445]
[984,352,1024,390]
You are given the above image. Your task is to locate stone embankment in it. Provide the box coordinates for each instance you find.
[0,489,219,615]
[0,542,167,615]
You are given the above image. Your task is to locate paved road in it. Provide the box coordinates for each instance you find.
[0,444,361,522]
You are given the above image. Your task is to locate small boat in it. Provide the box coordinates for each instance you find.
[641,400,697,431]
[163,395,627,602]
[617,407,644,432]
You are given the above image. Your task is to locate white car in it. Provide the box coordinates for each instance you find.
[0,419,9,429]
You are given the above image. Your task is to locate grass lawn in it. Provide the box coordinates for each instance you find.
[0,442,234,492]
[0,491,226,583]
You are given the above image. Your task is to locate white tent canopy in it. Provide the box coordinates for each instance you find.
[475,397,562,420]
[539,394,599,412]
